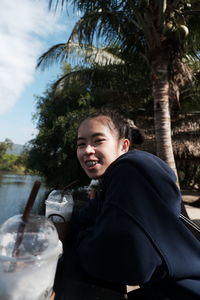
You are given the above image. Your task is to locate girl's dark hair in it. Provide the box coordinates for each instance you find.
[79,110,144,146]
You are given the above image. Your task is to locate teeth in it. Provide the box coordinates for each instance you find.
[85,160,99,167]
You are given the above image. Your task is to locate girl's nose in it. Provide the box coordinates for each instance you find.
[85,144,95,154]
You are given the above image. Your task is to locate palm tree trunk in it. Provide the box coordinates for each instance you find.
[152,58,189,217]
[152,59,178,178]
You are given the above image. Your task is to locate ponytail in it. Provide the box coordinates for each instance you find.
[125,118,144,146]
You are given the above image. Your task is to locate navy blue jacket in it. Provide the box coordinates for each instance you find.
[72,150,200,299]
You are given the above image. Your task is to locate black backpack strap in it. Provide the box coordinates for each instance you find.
[180,214,200,241]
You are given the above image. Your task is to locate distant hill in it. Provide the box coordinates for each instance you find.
[6,144,25,156]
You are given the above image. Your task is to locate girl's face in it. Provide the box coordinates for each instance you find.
[77,116,129,179]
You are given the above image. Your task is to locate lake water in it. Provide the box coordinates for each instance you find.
[0,172,47,225]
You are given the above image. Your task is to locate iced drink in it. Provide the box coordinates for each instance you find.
[45,190,74,222]
[0,214,62,300]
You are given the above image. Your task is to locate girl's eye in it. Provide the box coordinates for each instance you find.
[77,143,85,148]
[95,139,105,144]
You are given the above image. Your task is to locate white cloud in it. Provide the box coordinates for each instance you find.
[0,0,64,114]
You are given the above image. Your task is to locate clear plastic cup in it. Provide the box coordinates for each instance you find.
[0,214,62,300]
[45,190,74,223]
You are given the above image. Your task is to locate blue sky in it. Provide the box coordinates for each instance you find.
[0,0,77,145]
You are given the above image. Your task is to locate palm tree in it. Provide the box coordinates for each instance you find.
[39,0,200,180]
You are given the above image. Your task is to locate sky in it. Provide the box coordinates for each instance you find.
[0,0,77,145]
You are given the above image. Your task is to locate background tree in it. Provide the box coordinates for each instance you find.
[0,139,13,160]
[0,139,28,173]
[39,0,200,180]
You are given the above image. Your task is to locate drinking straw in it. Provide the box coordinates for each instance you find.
[12,180,41,257]
[22,180,41,222]
[60,179,78,201]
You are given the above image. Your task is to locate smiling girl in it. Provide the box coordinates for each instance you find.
[77,113,133,179]
[71,110,200,300]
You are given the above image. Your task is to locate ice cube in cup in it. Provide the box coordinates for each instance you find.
[0,214,62,300]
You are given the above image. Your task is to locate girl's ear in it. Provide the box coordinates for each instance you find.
[121,139,130,153]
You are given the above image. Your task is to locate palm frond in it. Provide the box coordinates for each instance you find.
[48,0,67,11]
[68,11,122,44]
[44,0,200,85]
[36,43,67,70]
[187,12,200,56]
[37,40,124,71]
[81,44,124,66]
[156,0,167,28]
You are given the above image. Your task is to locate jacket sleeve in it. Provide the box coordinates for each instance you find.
[71,196,100,235]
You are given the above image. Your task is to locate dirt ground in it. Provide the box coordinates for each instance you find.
[181,190,200,220]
